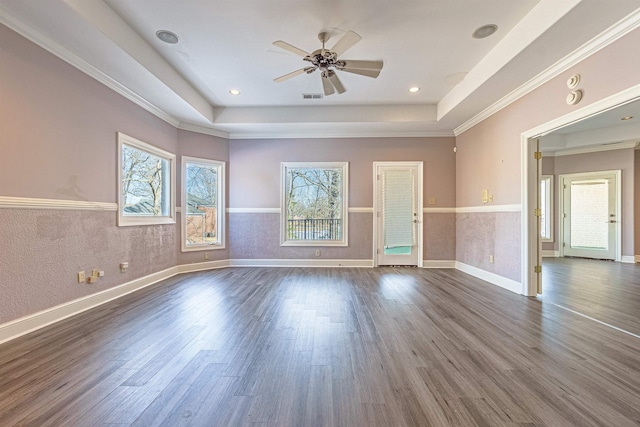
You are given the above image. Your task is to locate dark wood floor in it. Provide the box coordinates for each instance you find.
[1,266,640,426]
[541,257,640,337]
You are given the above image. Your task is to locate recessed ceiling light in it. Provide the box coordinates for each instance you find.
[156,30,179,44]
[472,24,498,39]
[409,86,420,93]
[229,89,241,95]
[621,116,634,120]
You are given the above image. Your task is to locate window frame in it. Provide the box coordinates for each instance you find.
[117,132,176,227]
[540,174,554,242]
[181,156,226,252]
[280,161,349,247]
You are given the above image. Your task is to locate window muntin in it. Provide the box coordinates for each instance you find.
[117,133,175,226]
[182,157,225,251]
[540,175,553,241]
[281,162,348,246]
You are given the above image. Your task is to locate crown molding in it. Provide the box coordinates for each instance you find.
[454,8,640,136]
[227,130,455,140]
[0,6,181,128]
[178,122,230,139]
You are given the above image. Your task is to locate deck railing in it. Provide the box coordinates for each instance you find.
[287,218,342,240]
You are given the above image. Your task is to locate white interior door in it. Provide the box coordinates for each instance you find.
[374,162,423,266]
[561,171,619,260]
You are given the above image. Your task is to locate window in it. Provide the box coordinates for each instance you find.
[117,132,176,226]
[281,162,348,246]
[540,175,553,241]
[182,157,225,251]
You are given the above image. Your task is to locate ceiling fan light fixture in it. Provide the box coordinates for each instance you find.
[409,86,420,93]
[156,30,179,44]
[472,24,498,39]
[229,89,241,95]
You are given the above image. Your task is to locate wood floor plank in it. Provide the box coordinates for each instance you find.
[1,265,640,426]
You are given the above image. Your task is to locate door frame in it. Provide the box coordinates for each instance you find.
[557,170,621,261]
[521,86,640,296]
[373,161,424,267]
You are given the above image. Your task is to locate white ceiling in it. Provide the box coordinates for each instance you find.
[1,0,640,138]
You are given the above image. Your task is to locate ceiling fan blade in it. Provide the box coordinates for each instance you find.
[327,71,346,94]
[341,60,383,71]
[272,40,310,57]
[321,74,335,96]
[330,30,362,56]
[274,68,308,83]
[339,68,382,78]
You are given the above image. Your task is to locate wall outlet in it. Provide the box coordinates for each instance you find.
[77,271,85,283]
[315,250,321,257]
[204,252,210,260]
[489,255,494,264]
[428,197,436,205]
[91,269,100,278]
[120,262,129,273]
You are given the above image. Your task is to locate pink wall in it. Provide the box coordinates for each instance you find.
[456,27,640,277]
[228,137,456,260]
[0,24,177,202]
[229,137,456,208]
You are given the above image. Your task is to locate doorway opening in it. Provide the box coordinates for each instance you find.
[522,88,640,296]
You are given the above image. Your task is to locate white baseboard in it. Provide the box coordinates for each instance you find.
[621,255,635,264]
[542,250,559,258]
[177,259,230,273]
[423,260,456,268]
[0,266,179,345]
[229,259,374,268]
[455,262,523,294]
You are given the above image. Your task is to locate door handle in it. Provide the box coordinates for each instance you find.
[608,220,617,223]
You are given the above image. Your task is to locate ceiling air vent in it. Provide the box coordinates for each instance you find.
[302,93,323,100]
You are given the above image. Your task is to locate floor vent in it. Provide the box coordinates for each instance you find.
[302,93,323,100]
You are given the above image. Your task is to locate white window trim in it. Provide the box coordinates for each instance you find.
[117,132,176,226]
[280,161,349,247]
[541,175,554,242]
[181,156,226,252]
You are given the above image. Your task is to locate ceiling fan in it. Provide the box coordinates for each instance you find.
[272,30,383,96]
